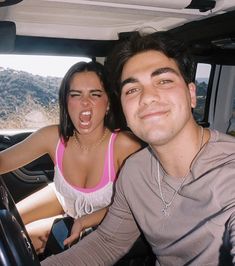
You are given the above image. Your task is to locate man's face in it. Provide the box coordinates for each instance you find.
[120,50,196,146]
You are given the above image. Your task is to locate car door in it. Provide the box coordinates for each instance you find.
[0,131,54,203]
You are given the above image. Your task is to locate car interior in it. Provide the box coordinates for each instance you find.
[0,0,235,265]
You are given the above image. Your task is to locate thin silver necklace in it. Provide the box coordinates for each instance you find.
[156,126,204,216]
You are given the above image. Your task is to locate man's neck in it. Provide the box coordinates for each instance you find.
[151,125,208,178]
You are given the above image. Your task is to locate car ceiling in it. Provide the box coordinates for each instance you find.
[0,0,235,58]
[0,0,227,40]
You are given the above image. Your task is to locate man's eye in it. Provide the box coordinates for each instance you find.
[125,87,139,95]
[159,79,172,85]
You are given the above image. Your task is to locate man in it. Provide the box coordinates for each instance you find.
[42,32,235,265]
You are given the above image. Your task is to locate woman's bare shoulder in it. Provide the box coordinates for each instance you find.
[115,130,140,146]
[30,124,60,150]
[114,130,142,158]
[113,130,143,168]
[35,124,59,139]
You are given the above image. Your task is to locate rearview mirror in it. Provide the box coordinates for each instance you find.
[0,21,16,52]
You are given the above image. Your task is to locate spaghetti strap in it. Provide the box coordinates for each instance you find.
[108,132,118,182]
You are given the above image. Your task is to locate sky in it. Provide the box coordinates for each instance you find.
[0,54,91,77]
[196,63,211,79]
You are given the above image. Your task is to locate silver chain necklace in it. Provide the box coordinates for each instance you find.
[156,162,188,216]
[156,126,204,216]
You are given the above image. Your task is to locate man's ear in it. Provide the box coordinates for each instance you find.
[188,83,197,108]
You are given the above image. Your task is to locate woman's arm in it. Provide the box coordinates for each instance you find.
[64,207,108,246]
[16,184,64,225]
[0,125,58,174]
[80,207,108,229]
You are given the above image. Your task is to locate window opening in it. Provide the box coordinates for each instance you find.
[0,54,91,133]
[193,63,212,123]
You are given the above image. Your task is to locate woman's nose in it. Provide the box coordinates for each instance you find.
[81,95,90,105]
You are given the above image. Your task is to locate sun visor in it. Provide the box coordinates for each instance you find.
[0,21,16,52]
[110,0,192,9]
[47,0,192,9]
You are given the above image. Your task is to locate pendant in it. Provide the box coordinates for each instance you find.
[162,206,170,216]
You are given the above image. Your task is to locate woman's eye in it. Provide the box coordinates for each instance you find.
[91,93,102,97]
[69,92,81,97]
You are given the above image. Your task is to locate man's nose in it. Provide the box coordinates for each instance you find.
[139,86,159,106]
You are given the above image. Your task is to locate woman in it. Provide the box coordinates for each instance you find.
[0,61,141,254]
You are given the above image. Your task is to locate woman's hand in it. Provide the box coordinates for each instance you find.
[63,217,84,247]
[63,208,108,247]
[26,217,55,254]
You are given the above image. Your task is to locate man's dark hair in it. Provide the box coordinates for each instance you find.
[59,61,116,142]
[105,31,195,100]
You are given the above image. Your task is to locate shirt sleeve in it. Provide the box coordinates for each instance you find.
[227,212,235,264]
[41,168,141,266]
[213,161,235,263]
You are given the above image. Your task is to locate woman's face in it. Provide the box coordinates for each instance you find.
[67,71,109,134]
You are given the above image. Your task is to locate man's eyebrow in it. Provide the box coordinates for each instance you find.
[120,77,138,90]
[120,67,179,89]
[120,67,180,89]
[151,67,180,77]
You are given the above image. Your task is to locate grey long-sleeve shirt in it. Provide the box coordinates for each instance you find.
[41,130,235,266]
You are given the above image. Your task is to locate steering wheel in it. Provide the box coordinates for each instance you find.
[0,175,40,266]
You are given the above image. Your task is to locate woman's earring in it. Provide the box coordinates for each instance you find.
[106,105,110,115]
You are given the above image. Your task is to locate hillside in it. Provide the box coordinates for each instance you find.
[0,67,61,119]
[0,67,62,128]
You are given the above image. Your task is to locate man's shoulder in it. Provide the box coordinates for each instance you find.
[210,129,235,149]
[117,146,152,190]
[200,129,235,170]
[211,129,235,141]
[125,146,150,164]
[118,146,152,182]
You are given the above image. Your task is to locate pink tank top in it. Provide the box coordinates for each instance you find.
[51,132,118,218]
[56,132,117,191]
